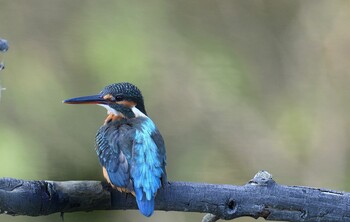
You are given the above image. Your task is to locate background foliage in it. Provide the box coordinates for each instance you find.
[0,1,350,221]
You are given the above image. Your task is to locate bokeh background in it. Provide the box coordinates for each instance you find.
[0,1,350,221]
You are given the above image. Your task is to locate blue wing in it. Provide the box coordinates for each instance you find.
[96,119,133,189]
[151,128,167,186]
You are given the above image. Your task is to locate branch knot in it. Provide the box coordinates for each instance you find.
[248,170,275,186]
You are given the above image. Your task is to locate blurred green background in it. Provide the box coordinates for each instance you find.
[0,0,350,221]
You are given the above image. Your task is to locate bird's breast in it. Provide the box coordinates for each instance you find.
[104,113,124,125]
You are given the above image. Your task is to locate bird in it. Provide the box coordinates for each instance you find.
[64,82,167,217]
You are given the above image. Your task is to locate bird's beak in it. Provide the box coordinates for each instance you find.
[63,94,107,105]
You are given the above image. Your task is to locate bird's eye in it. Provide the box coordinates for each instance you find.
[115,95,124,101]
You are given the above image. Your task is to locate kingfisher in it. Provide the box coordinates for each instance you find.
[64,82,167,217]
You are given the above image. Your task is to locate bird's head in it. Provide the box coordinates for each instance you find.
[64,82,147,118]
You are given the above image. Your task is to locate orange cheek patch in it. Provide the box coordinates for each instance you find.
[117,100,136,108]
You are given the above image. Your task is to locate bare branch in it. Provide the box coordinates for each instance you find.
[0,171,349,221]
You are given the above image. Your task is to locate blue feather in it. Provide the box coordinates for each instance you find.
[107,169,127,186]
[131,118,163,216]
[135,187,154,217]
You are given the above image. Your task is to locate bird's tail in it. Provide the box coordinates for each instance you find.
[134,187,154,217]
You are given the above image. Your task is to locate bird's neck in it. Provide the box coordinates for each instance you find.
[131,106,147,118]
[103,106,148,125]
[136,102,147,116]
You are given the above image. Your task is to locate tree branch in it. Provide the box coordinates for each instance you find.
[0,171,349,221]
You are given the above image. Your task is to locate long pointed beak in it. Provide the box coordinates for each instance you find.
[63,94,107,105]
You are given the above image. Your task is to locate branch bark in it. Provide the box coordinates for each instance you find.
[0,171,349,221]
